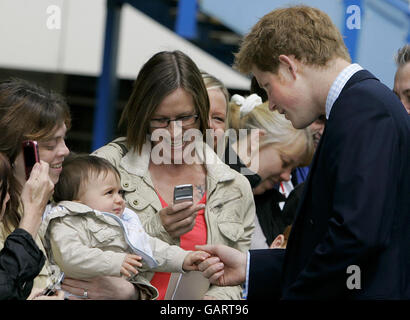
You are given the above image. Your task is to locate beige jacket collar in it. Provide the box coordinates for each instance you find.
[42,201,120,229]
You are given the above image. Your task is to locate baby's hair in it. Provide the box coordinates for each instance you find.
[53,153,121,203]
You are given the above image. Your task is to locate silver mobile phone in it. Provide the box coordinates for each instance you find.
[173,184,193,204]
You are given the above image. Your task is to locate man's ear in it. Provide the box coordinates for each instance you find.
[278,55,298,81]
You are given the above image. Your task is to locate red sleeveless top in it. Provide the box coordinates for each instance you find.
[150,192,207,300]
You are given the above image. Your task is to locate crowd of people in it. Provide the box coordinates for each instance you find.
[0,5,409,300]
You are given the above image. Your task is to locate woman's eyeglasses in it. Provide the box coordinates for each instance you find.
[149,114,199,128]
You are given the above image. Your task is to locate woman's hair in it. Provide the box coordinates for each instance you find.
[230,101,314,167]
[395,44,410,68]
[0,153,21,233]
[119,50,210,154]
[0,78,71,164]
[201,71,230,129]
[0,153,9,212]
[234,5,351,74]
[53,153,121,203]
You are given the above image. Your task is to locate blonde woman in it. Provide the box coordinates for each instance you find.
[201,71,230,155]
[228,99,314,249]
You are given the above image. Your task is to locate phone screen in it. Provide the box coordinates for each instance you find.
[22,141,40,180]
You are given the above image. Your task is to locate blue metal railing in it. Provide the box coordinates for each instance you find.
[175,0,197,39]
[92,0,122,152]
[343,0,363,62]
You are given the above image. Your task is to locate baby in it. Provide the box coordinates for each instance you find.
[39,154,208,300]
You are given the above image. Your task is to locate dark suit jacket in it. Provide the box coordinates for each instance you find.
[248,70,410,299]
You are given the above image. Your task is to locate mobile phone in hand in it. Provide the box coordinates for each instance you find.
[22,140,40,180]
[173,184,193,204]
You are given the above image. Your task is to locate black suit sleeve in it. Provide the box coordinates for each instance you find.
[284,89,402,299]
[0,228,45,300]
[248,249,285,299]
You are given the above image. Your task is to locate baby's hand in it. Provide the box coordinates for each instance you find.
[121,254,143,277]
[182,250,210,271]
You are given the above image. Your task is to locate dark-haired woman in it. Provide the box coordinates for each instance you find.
[94,51,255,300]
[0,152,60,299]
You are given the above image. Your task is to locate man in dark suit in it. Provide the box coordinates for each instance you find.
[197,5,410,299]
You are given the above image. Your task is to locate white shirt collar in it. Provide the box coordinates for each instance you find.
[325,63,363,119]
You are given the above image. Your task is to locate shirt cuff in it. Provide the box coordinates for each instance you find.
[242,251,250,299]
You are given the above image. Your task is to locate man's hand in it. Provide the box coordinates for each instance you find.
[196,244,247,286]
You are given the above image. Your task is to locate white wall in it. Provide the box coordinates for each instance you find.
[0,0,64,72]
[0,0,250,90]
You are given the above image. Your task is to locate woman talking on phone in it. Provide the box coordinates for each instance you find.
[0,79,143,300]
[93,50,255,300]
[0,79,71,292]
[0,152,64,299]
